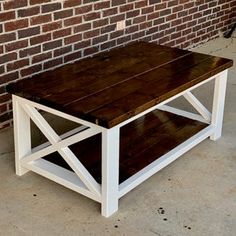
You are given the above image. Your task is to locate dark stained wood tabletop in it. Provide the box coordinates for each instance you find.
[7,42,233,128]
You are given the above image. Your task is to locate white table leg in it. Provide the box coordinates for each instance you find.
[210,70,228,141]
[13,96,31,176]
[101,127,120,217]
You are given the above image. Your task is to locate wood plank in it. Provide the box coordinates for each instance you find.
[89,56,233,127]
[56,53,210,122]
[7,43,190,105]
[6,42,233,128]
[43,110,207,184]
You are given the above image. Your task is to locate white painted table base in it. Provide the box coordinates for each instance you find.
[12,70,228,217]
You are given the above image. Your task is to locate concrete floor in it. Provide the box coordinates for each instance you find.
[0,36,235,236]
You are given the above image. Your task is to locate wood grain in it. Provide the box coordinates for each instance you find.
[7,41,233,128]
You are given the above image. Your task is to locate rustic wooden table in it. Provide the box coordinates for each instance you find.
[7,42,233,217]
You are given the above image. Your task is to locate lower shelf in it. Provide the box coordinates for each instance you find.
[43,110,207,184]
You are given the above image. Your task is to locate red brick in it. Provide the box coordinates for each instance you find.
[42,21,62,32]
[140,21,152,30]
[0,89,6,96]
[147,12,159,21]
[112,0,126,7]
[43,58,63,70]
[18,6,40,17]
[125,25,139,34]
[171,32,181,40]
[0,104,7,114]
[178,10,188,18]
[0,33,16,44]
[54,9,73,20]
[132,31,145,40]
[160,23,170,31]
[117,35,131,45]
[30,0,50,5]
[32,52,52,64]
[133,16,146,24]
[128,9,140,18]
[188,20,197,27]
[92,35,109,45]
[189,7,198,14]
[74,23,91,33]
[0,94,12,104]
[184,2,194,9]
[41,2,61,13]
[101,24,116,34]
[171,19,182,26]
[110,30,124,40]
[199,4,208,11]
[5,39,28,52]
[21,64,42,77]
[43,40,62,51]
[0,65,4,74]
[84,46,99,56]
[0,52,17,65]
[100,40,116,50]
[168,0,178,7]
[0,11,16,21]
[30,33,51,45]
[173,5,184,13]
[84,12,101,21]
[166,14,177,21]
[3,0,27,10]
[165,28,175,35]
[74,40,91,50]
[75,5,92,15]
[83,29,100,39]
[64,51,81,63]
[19,45,41,58]
[149,0,160,5]
[135,0,147,9]
[54,46,72,57]
[5,19,28,32]
[93,19,109,28]
[64,34,82,45]
[64,16,82,27]
[182,28,192,36]
[0,71,19,85]
[30,14,52,25]
[64,0,82,8]
[176,36,186,45]
[53,28,72,39]
[103,7,118,17]
[120,3,133,13]
[155,3,167,10]
[110,14,125,23]
[159,36,170,44]
[7,59,29,72]
[141,6,154,14]
[146,26,159,35]
[160,9,171,17]
[18,26,40,39]
[94,1,110,10]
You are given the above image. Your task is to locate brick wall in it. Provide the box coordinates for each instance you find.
[0,0,235,129]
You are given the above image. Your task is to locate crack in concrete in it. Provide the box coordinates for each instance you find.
[149,229,162,236]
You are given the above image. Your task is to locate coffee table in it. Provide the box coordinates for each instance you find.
[7,42,233,217]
